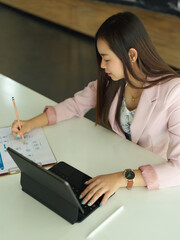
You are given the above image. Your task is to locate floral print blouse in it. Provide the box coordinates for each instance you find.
[120,98,136,140]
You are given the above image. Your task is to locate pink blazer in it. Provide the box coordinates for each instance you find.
[44,77,180,190]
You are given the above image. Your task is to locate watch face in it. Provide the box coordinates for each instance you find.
[125,170,135,180]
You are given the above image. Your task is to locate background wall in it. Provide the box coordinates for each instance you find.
[0,0,180,69]
[91,0,180,16]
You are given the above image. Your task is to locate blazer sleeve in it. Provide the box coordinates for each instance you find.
[140,82,180,190]
[44,80,97,125]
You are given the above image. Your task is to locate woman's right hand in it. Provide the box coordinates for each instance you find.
[11,120,33,139]
[11,112,49,139]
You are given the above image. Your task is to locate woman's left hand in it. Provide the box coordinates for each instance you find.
[79,172,123,207]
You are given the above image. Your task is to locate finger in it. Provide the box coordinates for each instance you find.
[99,192,113,206]
[80,179,99,199]
[12,120,22,133]
[85,176,98,185]
[12,120,18,127]
[18,131,24,139]
[12,120,21,130]
[11,127,19,137]
[13,130,22,139]
[12,123,22,137]
[12,123,19,133]
[12,125,27,138]
[86,188,106,206]
[12,129,23,138]
[81,185,104,205]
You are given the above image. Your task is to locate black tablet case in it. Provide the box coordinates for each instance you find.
[7,147,88,224]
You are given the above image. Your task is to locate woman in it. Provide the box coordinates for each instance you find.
[12,12,180,207]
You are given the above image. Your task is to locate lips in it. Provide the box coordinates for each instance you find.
[107,73,112,77]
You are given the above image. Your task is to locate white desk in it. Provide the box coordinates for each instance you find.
[0,74,179,240]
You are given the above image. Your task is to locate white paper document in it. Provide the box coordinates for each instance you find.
[0,127,57,175]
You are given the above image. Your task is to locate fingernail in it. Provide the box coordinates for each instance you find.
[87,202,92,206]
[79,195,83,199]
[99,203,103,207]
[81,200,85,205]
[84,181,87,185]
[16,135,19,139]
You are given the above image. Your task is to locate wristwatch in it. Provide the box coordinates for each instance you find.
[124,169,135,190]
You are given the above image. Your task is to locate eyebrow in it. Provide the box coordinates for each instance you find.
[100,54,109,56]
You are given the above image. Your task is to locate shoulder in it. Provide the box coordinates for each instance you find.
[87,80,97,89]
[160,77,180,93]
[145,77,180,104]
[161,77,180,88]
[159,77,180,106]
[148,76,180,92]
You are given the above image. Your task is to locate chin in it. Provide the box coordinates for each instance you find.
[111,77,119,81]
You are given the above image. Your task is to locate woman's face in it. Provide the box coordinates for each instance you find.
[97,38,124,81]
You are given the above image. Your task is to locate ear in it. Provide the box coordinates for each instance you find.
[128,48,138,63]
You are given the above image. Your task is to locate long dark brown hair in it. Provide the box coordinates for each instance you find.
[95,12,179,131]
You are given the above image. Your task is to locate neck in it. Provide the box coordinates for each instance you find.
[128,63,146,88]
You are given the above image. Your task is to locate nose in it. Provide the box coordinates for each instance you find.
[100,59,106,69]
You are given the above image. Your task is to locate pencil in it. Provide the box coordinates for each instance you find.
[12,97,25,143]
[86,206,124,239]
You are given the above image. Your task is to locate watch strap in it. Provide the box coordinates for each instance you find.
[124,169,135,190]
[127,180,133,190]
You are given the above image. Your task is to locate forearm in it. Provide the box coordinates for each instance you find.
[29,112,49,130]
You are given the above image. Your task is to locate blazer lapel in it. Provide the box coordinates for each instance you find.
[131,84,160,144]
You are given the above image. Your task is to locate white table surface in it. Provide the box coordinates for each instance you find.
[0,74,180,240]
